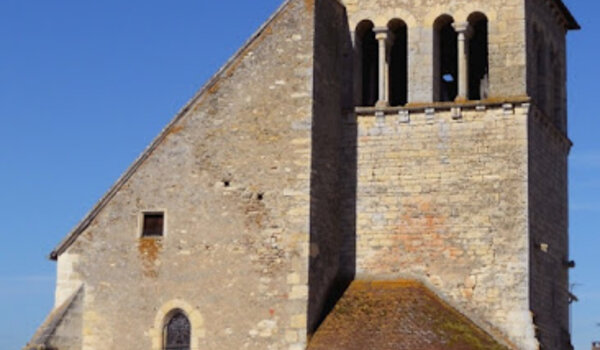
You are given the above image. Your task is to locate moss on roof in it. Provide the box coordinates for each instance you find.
[308,280,509,350]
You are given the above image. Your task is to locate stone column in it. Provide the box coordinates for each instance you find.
[385,31,395,104]
[453,22,472,101]
[374,27,389,108]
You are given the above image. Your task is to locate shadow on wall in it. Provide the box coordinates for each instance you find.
[307,0,357,336]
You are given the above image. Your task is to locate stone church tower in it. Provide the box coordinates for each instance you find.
[26,0,578,349]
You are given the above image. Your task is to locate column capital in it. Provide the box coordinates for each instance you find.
[374,27,388,40]
[452,22,473,38]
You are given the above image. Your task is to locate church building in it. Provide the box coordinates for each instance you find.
[25,0,579,349]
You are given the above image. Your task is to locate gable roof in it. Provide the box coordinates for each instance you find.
[49,0,294,260]
[307,280,510,350]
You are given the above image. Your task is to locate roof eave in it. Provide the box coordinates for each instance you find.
[552,0,580,30]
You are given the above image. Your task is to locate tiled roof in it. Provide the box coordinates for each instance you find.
[308,280,508,350]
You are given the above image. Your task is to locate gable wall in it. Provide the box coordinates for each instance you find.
[55,1,318,348]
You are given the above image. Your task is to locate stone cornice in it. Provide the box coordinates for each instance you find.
[354,96,532,116]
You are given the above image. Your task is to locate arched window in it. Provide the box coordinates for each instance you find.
[388,19,408,106]
[163,310,191,350]
[468,13,489,100]
[434,15,457,102]
[355,20,378,106]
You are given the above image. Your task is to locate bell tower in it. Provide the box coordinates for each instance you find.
[337,0,579,349]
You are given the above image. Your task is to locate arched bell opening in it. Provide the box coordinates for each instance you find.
[355,20,378,106]
[388,19,408,106]
[467,12,489,100]
[434,15,457,102]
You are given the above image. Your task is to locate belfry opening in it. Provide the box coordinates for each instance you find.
[468,13,489,100]
[356,20,378,106]
[434,15,458,102]
[388,19,408,106]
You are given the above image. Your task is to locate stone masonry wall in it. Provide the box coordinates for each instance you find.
[54,1,317,349]
[526,0,568,133]
[353,104,536,349]
[525,1,572,348]
[342,0,528,102]
[528,106,571,350]
[55,252,82,308]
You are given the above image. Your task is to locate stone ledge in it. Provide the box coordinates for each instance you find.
[354,96,531,116]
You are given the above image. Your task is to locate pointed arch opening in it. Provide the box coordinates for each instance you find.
[163,310,191,350]
[355,20,378,106]
[434,15,457,102]
[388,19,408,106]
[468,12,489,100]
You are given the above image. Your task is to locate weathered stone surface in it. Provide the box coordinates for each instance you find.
[528,105,571,349]
[343,0,529,101]
[53,1,318,349]
[26,0,577,349]
[352,104,535,348]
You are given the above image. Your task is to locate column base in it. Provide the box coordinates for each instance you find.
[376,100,389,109]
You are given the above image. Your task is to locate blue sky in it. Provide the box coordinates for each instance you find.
[0,0,597,349]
